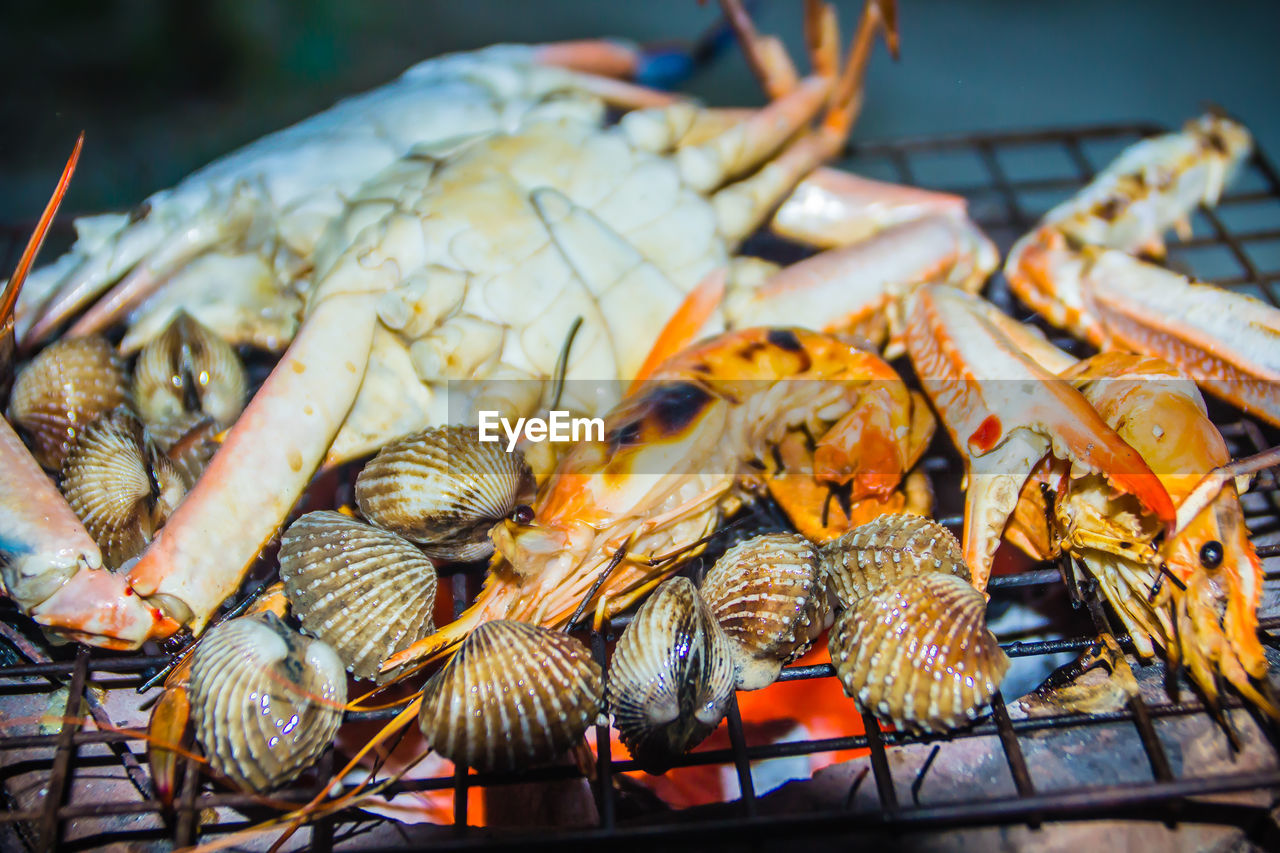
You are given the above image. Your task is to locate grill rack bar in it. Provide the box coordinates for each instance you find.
[2,119,1280,850]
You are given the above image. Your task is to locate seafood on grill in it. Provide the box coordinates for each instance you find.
[700,532,830,690]
[1,308,250,645]
[417,619,603,773]
[186,610,347,792]
[278,511,438,681]
[383,326,934,670]
[607,576,736,770]
[354,425,536,562]
[1005,113,1280,427]
[823,514,1008,732]
[4,0,970,652]
[0,138,183,647]
[830,573,1008,733]
[907,286,1273,716]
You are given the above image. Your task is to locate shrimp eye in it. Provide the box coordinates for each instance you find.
[513,504,535,525]
[1199,541,1224,569]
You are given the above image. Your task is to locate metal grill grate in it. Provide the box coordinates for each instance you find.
[2,121,1280,851]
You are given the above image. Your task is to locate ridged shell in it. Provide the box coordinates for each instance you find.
[828,573,1010,733]
[148,411,220,487]
[189,611,346,792]
[820,514,969,608]
[60,408,186,568]
[132,310,248,428]
[417,620,602,772]
[355,425,535,561]
[279,511,437,680]
[607,577,735,771]
[700,533,829,690]
[8,335,129,469]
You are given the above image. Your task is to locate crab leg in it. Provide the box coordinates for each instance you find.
[126,291,379,633]
[1079,250,1280,426]
[727,213,996,351]
[1004,114,1278,424]
[904,285,1175,589]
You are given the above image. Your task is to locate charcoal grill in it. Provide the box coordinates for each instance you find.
[2,120,1279,852]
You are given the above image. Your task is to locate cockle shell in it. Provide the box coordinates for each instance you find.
[147,411,220,487]
[188,611,346,792]
[279,510,437,680]
[820,513,969,608]
[59,408,186,569]
[8,335,129,470]
[828,573,1010,733]
[132,309,248,428]
[700,532,830,690]
[417,620,602,772]
[355,425,535,561]
[607,577,736,771]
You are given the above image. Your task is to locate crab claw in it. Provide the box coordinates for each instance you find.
[905,285,1175,588]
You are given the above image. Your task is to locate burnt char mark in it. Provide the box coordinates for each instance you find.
[766,329,804,353]
[606,418,644,455]
[648,381,714,437]
[767,328,811,372]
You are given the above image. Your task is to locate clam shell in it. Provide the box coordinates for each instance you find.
[607,577,735,771]
[279,511,437,680]
[828,573,1009,733]
[8,335,129,470]
[417,620,602,772]
[700,532,829,690]
[189,611,346,792]
[132,310,248,428]
[148,411,220,487]
[355,425,535,561]
[820,514,969,608]
[60,408,186,568]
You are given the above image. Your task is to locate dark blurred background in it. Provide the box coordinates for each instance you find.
[2,1,1277,222]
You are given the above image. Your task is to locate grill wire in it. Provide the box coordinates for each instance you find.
[2,121,1280,851]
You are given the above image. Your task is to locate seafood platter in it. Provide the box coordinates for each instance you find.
[1,2,1279,850]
